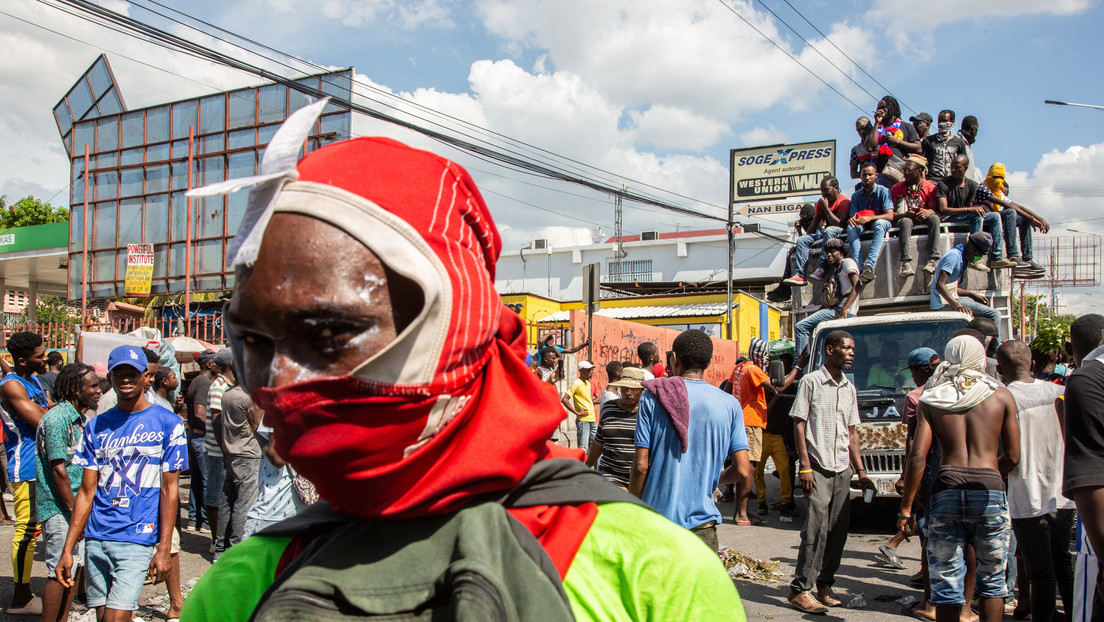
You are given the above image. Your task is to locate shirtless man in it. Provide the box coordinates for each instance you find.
[898,335,1020,622]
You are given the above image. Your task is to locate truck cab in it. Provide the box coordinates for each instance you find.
[804,311,969,499]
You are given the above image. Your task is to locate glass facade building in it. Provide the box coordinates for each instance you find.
[55,55,352,299]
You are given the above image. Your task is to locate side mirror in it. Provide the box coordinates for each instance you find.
[769,360,786,388]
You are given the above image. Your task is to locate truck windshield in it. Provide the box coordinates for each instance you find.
[809,319,967,399]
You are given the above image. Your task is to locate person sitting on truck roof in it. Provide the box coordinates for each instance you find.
[979,163,1050,278]
[848,162,895,286]
[785,178,849,288]
[770,203,816,301]
[890,154,944,278]
[937,154,1028,272]
[794,238,861,358]
[930,231,1004,337]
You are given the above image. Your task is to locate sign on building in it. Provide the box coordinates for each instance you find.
[729,140,836,202]
[124,244,154,297]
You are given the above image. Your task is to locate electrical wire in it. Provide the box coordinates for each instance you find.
[776,0,911,115]
[111,0,728,216]
[713,0,870,116]
[751,0,881,106]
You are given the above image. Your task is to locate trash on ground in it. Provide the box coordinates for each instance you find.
[718,546,782,583]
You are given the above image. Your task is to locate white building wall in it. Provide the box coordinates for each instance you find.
[495,232,791,300]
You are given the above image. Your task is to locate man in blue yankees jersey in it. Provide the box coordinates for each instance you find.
[57,345,187,621]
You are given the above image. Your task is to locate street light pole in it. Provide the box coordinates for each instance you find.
[1044,100,1104,112]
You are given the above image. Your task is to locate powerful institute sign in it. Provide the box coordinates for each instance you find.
[729,140,836,203]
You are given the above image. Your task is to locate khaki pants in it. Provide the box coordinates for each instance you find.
[754,432,793,506]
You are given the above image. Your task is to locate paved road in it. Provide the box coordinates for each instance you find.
[0,476,930,621]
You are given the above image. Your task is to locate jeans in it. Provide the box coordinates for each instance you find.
[204,453,226,508]
[791,466,853,593]
[995,208,1020,260]
[187,432,207,528]
[941,300,1002,338]
[811,226,846,274]
[847,218,892,270]
[944,211,1001,241]
[85,539,156,611]
[897,212,941,262]
[576,420,596,450]
[220,456,260,552]
[926,489,1011,606]
[795,308,855,357]
[42,513,83,575]
[1017,217,1034,261]
[1011,510,1075,622]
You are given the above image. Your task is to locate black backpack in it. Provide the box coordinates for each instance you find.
[249,459,648,622]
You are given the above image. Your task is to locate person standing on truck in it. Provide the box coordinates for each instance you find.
[794,238,862,358]
[785,178,849,287]
[848,161,895,286]
[898,336,1020,622]
[788,330,876,614]
[930,231,1004,335]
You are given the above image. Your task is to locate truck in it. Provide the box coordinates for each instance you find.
[803,311,969,499]
[789,222,1011,499]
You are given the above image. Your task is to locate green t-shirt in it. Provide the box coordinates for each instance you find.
[35,402,86,523]
[181,502,746,621]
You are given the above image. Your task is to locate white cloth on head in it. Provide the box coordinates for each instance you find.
[919,336,999,412]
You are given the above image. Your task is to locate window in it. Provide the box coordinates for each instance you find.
[607,260,652,282]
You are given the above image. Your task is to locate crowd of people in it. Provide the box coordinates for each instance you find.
[0,101,1099,622]
[771,96,1051,354]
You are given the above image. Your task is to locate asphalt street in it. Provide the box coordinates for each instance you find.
[0,473,929,622]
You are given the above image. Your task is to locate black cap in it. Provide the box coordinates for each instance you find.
[909,112,933,124]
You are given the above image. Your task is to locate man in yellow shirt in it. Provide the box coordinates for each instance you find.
[563,361,598,449]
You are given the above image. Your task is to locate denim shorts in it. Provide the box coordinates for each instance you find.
[85,539,156,611]
[204,453,226,507]
[926,489,1011,606]
[42,513,84,575]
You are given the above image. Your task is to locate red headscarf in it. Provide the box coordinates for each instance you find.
[245,137,595,577]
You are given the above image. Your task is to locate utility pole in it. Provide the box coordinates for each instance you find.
[612,185,626,281]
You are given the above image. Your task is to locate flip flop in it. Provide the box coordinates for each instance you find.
[747,515,765,526]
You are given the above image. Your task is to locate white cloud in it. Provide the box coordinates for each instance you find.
[626,105,729,152]
[867,0,1090,48]
[739,125,789,147]
[260,0,456,28]
[476,0,876,123]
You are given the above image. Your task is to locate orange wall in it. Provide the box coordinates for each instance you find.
[568,310,740,388]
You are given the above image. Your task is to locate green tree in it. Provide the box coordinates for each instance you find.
[17,296,80,348]
[18,295,80,326]
[0,195,69,229]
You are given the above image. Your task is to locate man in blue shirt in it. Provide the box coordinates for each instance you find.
[57,345,188,619]
[629,329,751,551]
[930,232,1003,334]
[848,162,895,285]
[0,330,49,615]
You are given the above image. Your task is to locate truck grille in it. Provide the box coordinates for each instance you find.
[862,449,905,474]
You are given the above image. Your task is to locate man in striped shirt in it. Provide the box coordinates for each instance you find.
[788,330,875,613]
[205,348,234,559]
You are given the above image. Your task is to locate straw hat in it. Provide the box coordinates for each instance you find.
[608,366,645,389]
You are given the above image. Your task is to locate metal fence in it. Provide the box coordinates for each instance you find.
[1,316,226,350]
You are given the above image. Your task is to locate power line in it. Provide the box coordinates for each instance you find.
[713,0,869,116]
[776,0,912,115]
[750,0,881,106]
[42,0,729,222]
[116,0,727,216]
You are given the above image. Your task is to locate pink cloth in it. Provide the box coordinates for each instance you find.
[642,377,690,452]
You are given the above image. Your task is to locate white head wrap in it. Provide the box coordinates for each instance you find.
[919,336,999,412]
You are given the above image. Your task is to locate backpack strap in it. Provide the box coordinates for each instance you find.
[498,458,651,509]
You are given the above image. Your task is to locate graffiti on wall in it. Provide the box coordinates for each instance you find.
[568,310,739,387]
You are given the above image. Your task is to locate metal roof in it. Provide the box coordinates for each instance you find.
[537,302,735,323]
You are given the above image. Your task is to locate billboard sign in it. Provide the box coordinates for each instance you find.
[730,140,836,202]
[124,243,155,297]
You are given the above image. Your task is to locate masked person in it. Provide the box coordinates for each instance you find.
[181,100,744,621]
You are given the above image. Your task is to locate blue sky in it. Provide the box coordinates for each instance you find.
[1,0,1101,311]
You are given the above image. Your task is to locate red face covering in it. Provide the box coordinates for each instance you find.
[240,136,596,576]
